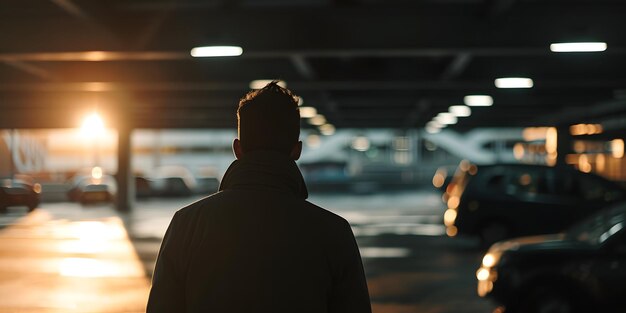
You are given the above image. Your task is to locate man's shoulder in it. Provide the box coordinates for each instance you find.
[300,200,350,227]
[173,191,231,217]
[174,190,349,228]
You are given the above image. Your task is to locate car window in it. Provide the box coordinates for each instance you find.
[553,171,577,195]
[576,174,608,201]
[503,167,550,197]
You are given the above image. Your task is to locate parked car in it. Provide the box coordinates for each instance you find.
[149,165,197,197]
[67,167,117,204]
[476,201,626,313]
[195,176,220,195]
[443,161,626,246]
[135,176,154,198]
[0,176,41,213]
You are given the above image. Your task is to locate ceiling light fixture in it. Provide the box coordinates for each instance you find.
[190,46,243,57]
[299,107,317,118]
[464,95,493,107]
[435,113,458,125]
[495,77,534,89]
[319,124,336,136]
[425,125,442,134]
[550,42,607,53]
[309,114,327,126]
[449,105,471,117]
[249,79,287,89]
[427,121,444,129]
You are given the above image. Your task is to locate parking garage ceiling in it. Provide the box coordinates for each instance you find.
[1,0,626,133]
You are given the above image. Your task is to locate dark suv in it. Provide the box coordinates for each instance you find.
[443,161,625,246]
[476,201,626,313]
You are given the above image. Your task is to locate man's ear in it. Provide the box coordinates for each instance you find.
[233,138,244,160]
[290,141,303,161]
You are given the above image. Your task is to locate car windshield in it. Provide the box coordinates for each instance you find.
[566,202,626,245]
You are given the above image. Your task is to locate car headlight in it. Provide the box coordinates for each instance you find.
[33,183,42,194]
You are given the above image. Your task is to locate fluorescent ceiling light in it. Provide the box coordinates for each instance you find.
[427,121,444,129]
[550,42,607,53]
[299,107,317,118]
[495,77,534,89]
[319,124,336,136]
[352,136,370,151]
[435,112,458,125]
[249,79,287,90]
[190,46,243,57]
[464,95,493,107]
[309,114,327,126]
[449,105,471,117]
[425,125,441,134]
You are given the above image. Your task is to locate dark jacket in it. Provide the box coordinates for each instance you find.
[146,150,372,313]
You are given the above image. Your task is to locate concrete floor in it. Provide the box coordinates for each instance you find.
[0,209,149,313]
[0,189,498,313]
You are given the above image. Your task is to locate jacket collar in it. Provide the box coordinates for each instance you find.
[218,150,308,199]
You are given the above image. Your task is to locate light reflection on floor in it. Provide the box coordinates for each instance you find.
[0,210,149,313]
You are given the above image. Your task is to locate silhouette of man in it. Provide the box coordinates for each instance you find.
[147,81,372,313]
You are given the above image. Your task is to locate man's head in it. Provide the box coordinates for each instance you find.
[234,81,302,160]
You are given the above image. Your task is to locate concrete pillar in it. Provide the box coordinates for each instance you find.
[116,126,134,212]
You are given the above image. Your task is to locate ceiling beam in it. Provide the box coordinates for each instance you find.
[2,4,625,53]
[0,80,621,92]
[439,53,473,80]
[1,60,55,80]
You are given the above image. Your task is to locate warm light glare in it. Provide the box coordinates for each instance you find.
[91,166,103,179]
[597,154,606,172]
[435,113,458,125]
[299,107,317,118]
[482,253,497,267]
[433,172,446,188]
[550,42,607,53]
[297,96,304,106]
[464,95,493,107]
[523,127,549,141]
[513,143,525,160]
[570,124,603,136]
[449,105,471,117]
[579,154,592,173]
[249,79,287,89]
[84,51,107,61]
[447,196,460,210]
[612,139,625,158]
[494,77,534,89]
[80,113,105,137]
[443,209,457,227]
[446,226,458,237]
[476,268,491,281]
[545,127,558,154]
[190,46,243,57]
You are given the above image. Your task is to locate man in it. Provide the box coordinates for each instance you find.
[147,81,371,313]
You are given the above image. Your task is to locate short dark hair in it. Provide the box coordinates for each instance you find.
[237,81,301,154]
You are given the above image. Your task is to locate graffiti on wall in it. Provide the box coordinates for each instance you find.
[1,130,46,176]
